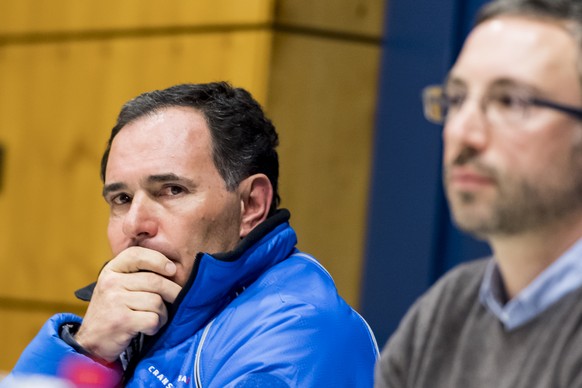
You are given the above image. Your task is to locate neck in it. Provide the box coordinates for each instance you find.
[489,213,582,300]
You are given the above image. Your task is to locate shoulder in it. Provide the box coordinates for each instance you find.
[404,258,489,328]
[376,258,491,387]
[385,258,490,347]
[229,251,372,335]
[243,252,366,327]
[428,258,490,301]
[201,252,377,384]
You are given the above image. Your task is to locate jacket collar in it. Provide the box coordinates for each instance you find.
[76,209,296,349]
[160,209,296,346]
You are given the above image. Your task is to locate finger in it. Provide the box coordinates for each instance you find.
[106,246,177,277]
[120,272,182,303]
[74,308,139,362]
[128,310,168,336]
[78,307,165,353]
[124,292,169,327]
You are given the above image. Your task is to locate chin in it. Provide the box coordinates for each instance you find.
[452,213,494,238]
[173,272,189,287]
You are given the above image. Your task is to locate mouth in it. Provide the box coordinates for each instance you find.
[131,243,182,271]
[447,167,495,191]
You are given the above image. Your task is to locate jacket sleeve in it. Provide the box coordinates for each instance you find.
[6,313,122,385]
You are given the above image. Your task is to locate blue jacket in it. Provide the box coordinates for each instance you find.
[8,210,378,387]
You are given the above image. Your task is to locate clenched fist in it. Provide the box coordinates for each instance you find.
[74,247,183,362]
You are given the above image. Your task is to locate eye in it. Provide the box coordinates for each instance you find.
[491,91,527,110]
[160,185,186,197]
[445,92,466,110]
[111,193,132,205]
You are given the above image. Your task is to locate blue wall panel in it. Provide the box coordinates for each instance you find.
[361,0,490,348]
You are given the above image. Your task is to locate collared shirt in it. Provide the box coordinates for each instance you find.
[479,237,582,331]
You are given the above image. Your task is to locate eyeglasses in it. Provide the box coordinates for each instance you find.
[422,84,582,125]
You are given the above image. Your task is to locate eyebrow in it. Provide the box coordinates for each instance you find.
[102,182,127,198]
[146,173,188,184]
[102,173,197,198]
[488,78,540,95]
[443,75,465,89]
[444,74,539,94]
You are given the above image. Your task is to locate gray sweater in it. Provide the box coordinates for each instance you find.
[375,259,582,388]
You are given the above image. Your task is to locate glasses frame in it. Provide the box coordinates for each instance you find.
[422,85,582,125]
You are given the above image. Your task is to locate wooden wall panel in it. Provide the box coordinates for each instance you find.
[0,29,273,371]
[268,33,381,307]
[0,0,385,374]
[0,31,273,303]
[268,0,384,308]
[275,0,384,36]
[0,0,274,34]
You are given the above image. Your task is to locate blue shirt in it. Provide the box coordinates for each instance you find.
[479,237,582,330]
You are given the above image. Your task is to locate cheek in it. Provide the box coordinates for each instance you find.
[442,143,463,169]
[497,138,563,189]
[442,128,462,164]
[190,201,242,250]
[513,136,558,170]
[107,219,125,254]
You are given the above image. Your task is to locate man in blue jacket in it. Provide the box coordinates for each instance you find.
[5,82,378,387]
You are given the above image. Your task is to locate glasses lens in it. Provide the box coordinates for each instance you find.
[487,89,533,125]
[422,86,446,124]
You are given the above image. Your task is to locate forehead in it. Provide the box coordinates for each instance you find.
[449,16,580,97]
[105,107,214,181]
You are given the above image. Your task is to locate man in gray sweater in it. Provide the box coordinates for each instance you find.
[376,0,582,387]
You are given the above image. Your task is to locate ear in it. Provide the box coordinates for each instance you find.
[239,174,273,238]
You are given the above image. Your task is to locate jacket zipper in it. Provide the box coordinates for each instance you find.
[194,318,216,388]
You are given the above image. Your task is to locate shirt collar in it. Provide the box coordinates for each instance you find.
[479,236,582,330]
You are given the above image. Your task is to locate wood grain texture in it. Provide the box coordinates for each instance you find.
[0,0,385,371]
[0,0,274,34]
[267,32,381,307]
[275,0,385,37]
[0,4,274,370]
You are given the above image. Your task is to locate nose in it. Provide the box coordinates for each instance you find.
[122,193,159,242]
[443,97,490,159]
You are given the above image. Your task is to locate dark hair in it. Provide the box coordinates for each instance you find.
[476,0,582,86]
[101,82,280,215]
[477,0,582,23]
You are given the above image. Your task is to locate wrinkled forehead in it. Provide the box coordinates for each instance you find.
[105,107,215,181]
